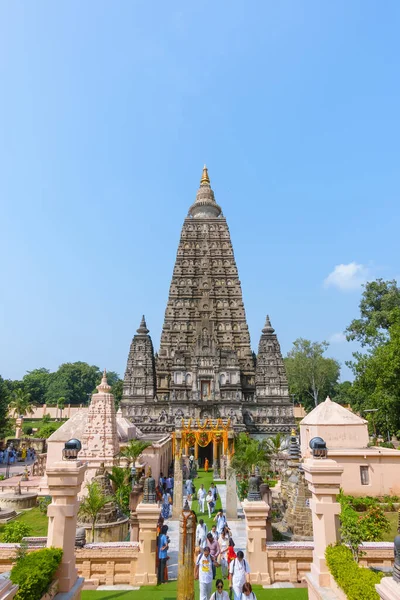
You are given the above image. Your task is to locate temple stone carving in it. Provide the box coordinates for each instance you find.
[80,370,119,482]
[122,167,294,436]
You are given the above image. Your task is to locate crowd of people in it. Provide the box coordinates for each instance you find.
[0,445,36,464]
[156,465,253,600]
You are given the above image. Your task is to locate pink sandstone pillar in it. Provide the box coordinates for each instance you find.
[242,498,270,585]
[303,458,343,588]
[46,460,87,595]
[133,502,160,585]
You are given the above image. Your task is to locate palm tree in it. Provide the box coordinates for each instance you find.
[231,433,271,478]
[264,433,286,474]
[8,389,36,418]
[78,481,113,542]
[119,440,150,468]
[56,397,65,420]
[108,466,131,514]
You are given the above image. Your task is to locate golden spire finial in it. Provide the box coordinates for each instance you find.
[200,164,210,185]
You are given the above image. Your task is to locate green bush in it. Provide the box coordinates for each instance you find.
[38,496,52,515]
[326,544,383,600]
[1,522,32,543]
[272,526,284,541]
[10,547,62,600]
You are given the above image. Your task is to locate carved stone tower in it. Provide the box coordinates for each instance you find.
[123,316,156,406]
[122,167,293,436]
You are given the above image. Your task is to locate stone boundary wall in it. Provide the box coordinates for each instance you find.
[76,543,140,587]
[265,542,394,584]
[0,541,394,587]
[0,543,140,588]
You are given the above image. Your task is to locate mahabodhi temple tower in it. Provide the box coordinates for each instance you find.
[122,167,294,437]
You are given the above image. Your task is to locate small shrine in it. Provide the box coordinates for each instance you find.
[172,418,234,468]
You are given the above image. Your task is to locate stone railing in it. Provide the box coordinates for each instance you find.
[76,543,140,587]
[0,542,140,588]
[263,542,394,585]
[0,541,394,589]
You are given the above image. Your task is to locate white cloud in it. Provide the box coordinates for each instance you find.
[324,262,369,291]
[329,332,346,344]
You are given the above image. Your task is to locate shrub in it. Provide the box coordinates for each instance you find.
[38,496,52,515]
[338,493,390,560]
[326,544,382,600]
[272,526,284,541]
[379,441,395,449]
[10,547,62,600]
[1,522,32,543]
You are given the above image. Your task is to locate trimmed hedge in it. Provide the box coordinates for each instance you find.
[10,547,63,600]
[326,544,383,600]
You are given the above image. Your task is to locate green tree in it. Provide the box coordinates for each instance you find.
[346,280,400,436]
[8,389,36,418]
[57,397,65,419]
[45,362,102,405]
[0,376,10,440]
[284,339,340,410]
[346,279,400,347]
[22,368,51,405]
[78,481,113,542]
[119,440,151,468]
[108,466,131,514]
[231,433,271,478]
[264,433,285,474]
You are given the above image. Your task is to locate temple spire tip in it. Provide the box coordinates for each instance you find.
[200,164,210,185]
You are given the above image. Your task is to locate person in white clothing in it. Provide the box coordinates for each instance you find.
[196,519,208,550]
[241,582,257,599]
[206,490,214,518]
[195,546,213,600]
[209,578,230,600]
[218,530,229,579]
[197,484,206,513]
[228,551,250,600]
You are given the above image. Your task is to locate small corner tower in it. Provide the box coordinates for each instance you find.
[122,316,156,417]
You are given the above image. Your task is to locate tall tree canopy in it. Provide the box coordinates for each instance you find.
[22,368,51,405]
[2,363,123,408]
[0,376,10,439]
[347,280,400,436]
[346,279,400,347]
[284,338,340,410]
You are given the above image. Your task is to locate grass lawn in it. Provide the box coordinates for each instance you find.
[0,506,48,539]
[189,469,225,531]
[82,582,308,600]
[382,512,398,541]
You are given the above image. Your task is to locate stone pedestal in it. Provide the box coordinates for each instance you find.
[376,577,400,600]
[242,499,270,585]
[303,458,343,588]
[133,502,160,585]
[129,484,142,542]
[46,460,87,595]
[226,463,237,520]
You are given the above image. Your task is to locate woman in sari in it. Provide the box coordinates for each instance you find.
[161,490,172,519]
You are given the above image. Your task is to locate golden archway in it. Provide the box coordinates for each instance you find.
[172,418,234,462]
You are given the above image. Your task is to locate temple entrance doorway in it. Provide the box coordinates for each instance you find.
[198,442,213,468]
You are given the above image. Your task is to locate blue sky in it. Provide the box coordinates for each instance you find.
[1,1,399,381]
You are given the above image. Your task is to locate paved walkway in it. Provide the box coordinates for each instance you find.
[164,482,247,580]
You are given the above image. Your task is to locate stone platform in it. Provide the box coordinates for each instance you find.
[0,492,37,511]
